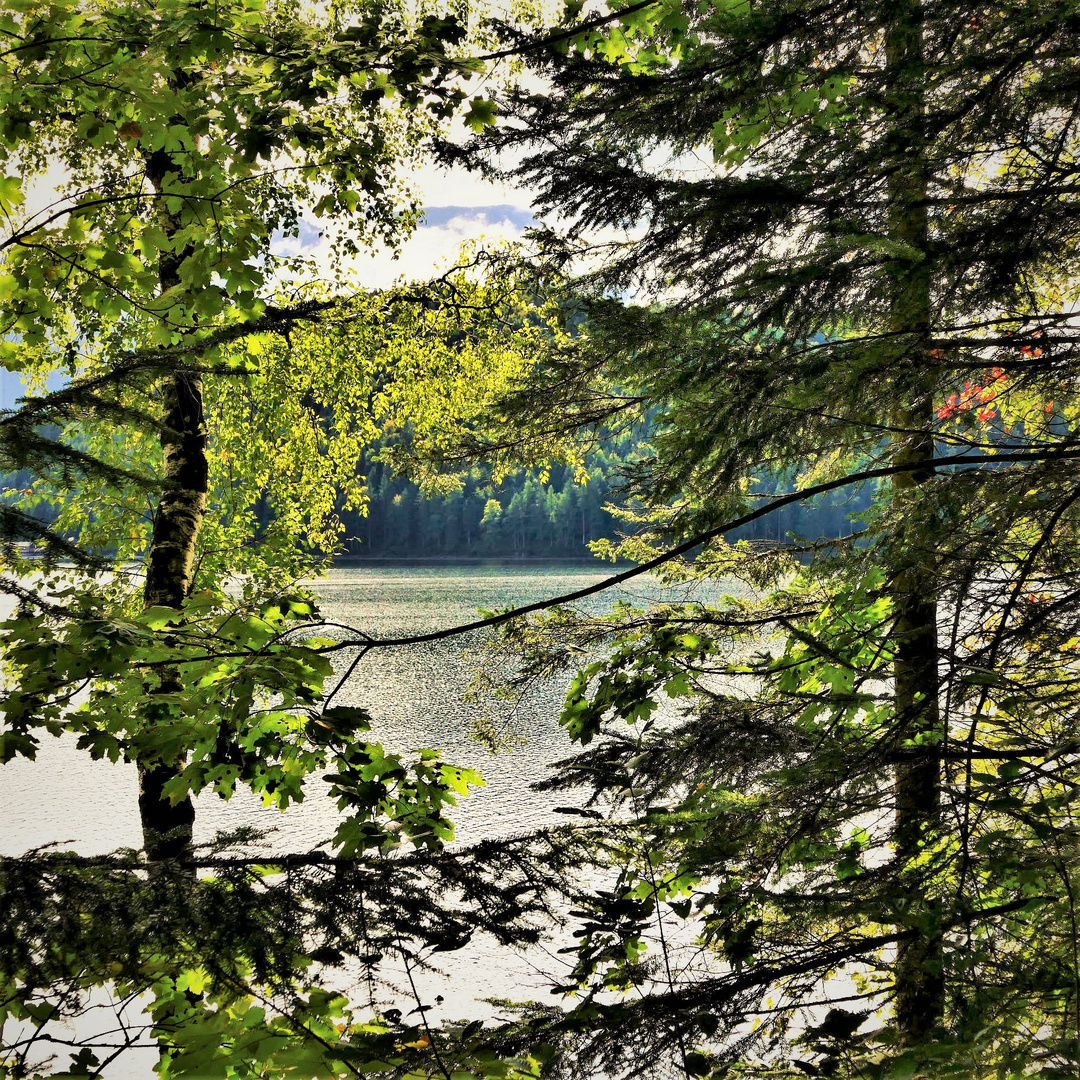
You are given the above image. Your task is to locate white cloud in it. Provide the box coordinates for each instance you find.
[354,205,534,288]
[270,160,539,291]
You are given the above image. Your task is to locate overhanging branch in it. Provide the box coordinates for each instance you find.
[317,446,1080,652]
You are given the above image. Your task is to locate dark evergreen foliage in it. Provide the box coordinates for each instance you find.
[337,450,871,560]
[339,456,623,558]
[427,0,1080,1075]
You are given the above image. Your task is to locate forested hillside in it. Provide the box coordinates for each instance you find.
[340,449,872,558]
[7,429,872,560]
[343,455,621,557]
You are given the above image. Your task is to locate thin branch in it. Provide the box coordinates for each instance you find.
[316,446,1080,653]
[474,0,659,63]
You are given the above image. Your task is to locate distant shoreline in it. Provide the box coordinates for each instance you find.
[329,556,633,567]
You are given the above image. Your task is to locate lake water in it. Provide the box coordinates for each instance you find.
[2,562,706,857]
[2,562,729,1063]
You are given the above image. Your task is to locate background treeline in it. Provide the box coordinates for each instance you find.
[339,455,622,557]
[4,426,872,560]
[333,439,873,559]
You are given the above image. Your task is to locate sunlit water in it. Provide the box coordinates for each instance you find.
[3,563,741,1073]
[3,563,715,856]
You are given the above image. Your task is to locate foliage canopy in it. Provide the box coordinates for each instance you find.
[433,0,1080,1076]
[5,1,1080,1079]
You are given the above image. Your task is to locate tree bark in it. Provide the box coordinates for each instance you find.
[138,148,208,862]
[885,0,945,1044]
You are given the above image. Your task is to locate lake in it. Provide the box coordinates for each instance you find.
[2,562,706,857]
[2,562,731,1056]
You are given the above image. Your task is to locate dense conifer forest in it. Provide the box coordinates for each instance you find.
[7,436,872,560]
[341,451,872,558]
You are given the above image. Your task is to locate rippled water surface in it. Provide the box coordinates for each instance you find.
[2,562,745,1068]
[3,562,720,857]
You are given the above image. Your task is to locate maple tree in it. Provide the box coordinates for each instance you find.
[0,0,558,1076]
[0,0,551,853]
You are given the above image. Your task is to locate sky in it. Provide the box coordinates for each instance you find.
[270,157,539,290]
[0,153,540,410]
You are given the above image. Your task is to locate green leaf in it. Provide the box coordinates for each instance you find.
[464,98,497,132]
[0,174,23,213]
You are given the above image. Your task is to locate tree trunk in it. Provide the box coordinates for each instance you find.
[885,0,945,1043]
[138,148,208,862]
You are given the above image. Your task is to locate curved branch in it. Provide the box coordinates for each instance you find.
[317,445,1080,652]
